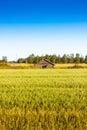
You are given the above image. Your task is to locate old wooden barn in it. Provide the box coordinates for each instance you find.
[35,59,55,68]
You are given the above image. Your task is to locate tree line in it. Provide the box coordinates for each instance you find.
[0,56,8,63]
[17,53,87,64]
[1,54,87,64]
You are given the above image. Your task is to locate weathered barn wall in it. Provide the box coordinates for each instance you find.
[35,59,54,68]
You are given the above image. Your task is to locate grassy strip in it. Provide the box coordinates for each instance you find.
[1,63,87,69]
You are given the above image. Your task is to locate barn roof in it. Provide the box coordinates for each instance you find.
[44,59,55,65]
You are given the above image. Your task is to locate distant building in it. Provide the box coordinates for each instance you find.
[35,59,55,68]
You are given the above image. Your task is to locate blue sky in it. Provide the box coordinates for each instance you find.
[0,0,87,61]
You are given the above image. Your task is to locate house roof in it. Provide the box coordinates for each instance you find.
[44,59,55,65]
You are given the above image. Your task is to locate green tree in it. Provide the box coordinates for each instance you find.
[80,55,84,63]
[62,54,68,63]
[17,58,25,63]
[84,55,87,63]
[69,54,74,63]
[55,55,61,63]
[2,56,7,63]
[27,54,35,63]
[50,54,57,63]
[75,53,80,64]
[33,56,39,63]
[45,54,51,61]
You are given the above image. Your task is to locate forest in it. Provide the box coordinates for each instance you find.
[17,53,87,64]
[1,53,87,64]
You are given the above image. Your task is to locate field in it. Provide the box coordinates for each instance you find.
[1,63,87,69]
[0,69,87,130]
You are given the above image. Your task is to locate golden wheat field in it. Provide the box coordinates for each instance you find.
[0,69,87,130]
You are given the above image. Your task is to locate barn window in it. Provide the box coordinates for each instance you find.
[42,65,47,68]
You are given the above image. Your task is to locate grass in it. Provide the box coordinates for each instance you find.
[55,63,87,69]
[0,69,87,130]
[1,63,87,69]
[0,63,34,69]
